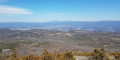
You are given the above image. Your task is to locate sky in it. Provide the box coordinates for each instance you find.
[0,0,120,22]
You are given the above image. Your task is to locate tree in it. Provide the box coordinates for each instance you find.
[0,48,2,53]
[54,51,63,60]
[12,48,17,58]
[111,52,120,60]
[63,51,75,60]
[8,48,19,60]
[99,47,106,60]
[42,49,54,60]
[91,47,106,60]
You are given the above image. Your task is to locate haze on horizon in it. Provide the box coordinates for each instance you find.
[0,0,120,22]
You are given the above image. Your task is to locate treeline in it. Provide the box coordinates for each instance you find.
[0,47,120,60]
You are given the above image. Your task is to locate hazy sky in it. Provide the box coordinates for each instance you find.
[0,0,120,22]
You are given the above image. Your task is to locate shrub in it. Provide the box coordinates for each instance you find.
[23,54,40,60]
[42,49,54,60]
[91,47,107,60]
[110,52,120,60]
[63,51,75,60]
[0,48,2,53]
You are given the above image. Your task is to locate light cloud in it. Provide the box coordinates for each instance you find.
[0,0,7,3]
[0,5,32,14]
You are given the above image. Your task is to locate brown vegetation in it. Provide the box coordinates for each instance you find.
[0,47,120,60]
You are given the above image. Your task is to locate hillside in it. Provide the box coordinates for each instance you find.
[0,29,120,57]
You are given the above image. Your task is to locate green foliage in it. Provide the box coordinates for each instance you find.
[91,47,110,60]
[8,56,19,60]
[1,47,120,60]
[11,48,17,58]
[0,48,2,53]
[63,51,75,60]
[23,55,40,60]
[8,48,19,60]
[110,52,120,60]
[54,51,63,60]
[77,52,92,56]
[42,49,54,60]
[42,49,49,56]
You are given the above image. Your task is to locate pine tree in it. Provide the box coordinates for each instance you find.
[91,47,108,60]
[8,48,19,60]
[42,49,54,60]
[54,51,62,60]
[63,51,75,60]
[112,52,120,60]
[0,48,2,53]
[99,47,106,60]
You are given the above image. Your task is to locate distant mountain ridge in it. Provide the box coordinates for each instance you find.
[0,21,120,32]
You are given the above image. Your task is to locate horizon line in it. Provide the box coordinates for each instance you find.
[0,20,120,23]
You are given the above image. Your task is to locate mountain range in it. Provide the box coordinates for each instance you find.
[0,21,120,32]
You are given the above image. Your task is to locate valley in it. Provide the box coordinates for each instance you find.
[0,28,120,57]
